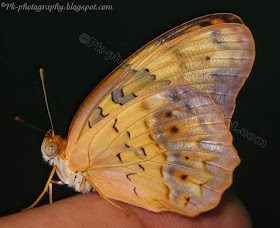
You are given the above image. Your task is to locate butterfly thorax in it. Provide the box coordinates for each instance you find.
[41,132,93,193]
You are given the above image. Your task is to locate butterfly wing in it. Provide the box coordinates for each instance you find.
[67,85,239,216]
[66,13,255,153]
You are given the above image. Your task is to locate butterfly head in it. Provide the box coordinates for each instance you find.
[41,130,67,163]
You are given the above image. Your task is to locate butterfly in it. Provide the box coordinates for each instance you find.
[26,13,255,216]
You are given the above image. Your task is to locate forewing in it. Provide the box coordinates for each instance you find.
[66,13,255,152]
[68,85,240,216]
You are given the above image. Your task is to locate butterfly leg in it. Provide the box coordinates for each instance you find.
[23,166,57,210]
[51,180,63,185]
[48,180,64,204]
[48,182,53,203]
[47,179,64,204]
[85,177,128,214]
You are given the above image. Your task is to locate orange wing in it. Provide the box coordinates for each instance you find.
[66,13,255,154]
[67,85,239,216]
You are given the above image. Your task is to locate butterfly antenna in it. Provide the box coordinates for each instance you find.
[15,116,49,136]
[39,68,55,137]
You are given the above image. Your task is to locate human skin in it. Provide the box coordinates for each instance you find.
[0,191,251,227]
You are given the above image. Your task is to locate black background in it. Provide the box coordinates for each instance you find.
[0,0,278,227]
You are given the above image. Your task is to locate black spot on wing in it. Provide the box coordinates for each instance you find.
[126,173,136,181]
[133,187,138,196]
[170,126,179,134]
[113,118,119,132]
[184,197,191,207]
[140,147,147,156]
[138,164,145,171]
[165,111,172,118]
[116,153,122,162]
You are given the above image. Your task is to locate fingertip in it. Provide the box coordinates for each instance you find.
[0,191,251,228]
[126,191,251,228]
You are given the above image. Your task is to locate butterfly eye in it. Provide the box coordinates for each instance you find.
[44,142,59,158]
